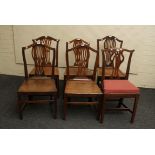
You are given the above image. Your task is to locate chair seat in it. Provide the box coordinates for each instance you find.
[103,80,139,94]
[64,67,93,76]
[65,80,102,95]
[97,67,125,78]
[29,67,59,77]
[18,78,57,93]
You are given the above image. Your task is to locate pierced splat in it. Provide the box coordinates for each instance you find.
[31,44,48,76]
[102,48,134,80]
[75,46,90,76]
[104,36,117,49]
[69,39,90,67]
[32,36,59,67]
[104,36,122,66]
[33,36,52,66]
[66,44,98,80]
[22,43,55,79]
[110,48,124,78]
[97,36,123,67]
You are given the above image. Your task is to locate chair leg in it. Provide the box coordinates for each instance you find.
[28,95,33,102]
[63,76,66,99]
[17,94,23,120]
[56,76,59,98]
[96,95,102,121]
[63,96,67,120]
[97,76,100,86]
[53,96,57,119]
[19,109,23,120]
[117,98,123,108]
[18,100,23,120]
[49,96,53,105]
[100,96,105,124]
[88,97,92,102]
[130,95,139,123]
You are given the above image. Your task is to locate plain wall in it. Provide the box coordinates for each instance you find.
[0,25,155,88]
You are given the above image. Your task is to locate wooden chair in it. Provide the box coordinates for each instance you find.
[29,36,60,95]
[64,44,102,120]
[17,44,58,120]
[97,36,125,84]
[99,48,140,123]
[64,38,93,84]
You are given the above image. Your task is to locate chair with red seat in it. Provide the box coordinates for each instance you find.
[99,48,140,123]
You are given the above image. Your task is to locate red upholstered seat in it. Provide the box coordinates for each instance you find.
[103,80,139,94]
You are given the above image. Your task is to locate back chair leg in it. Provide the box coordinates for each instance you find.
[117,98,123,108]
[63,96,67,120]
[19,110,23,120]
[97,77,100,86]
[56,77,59,98]
[53,96,57,119]
[130,95,139,123]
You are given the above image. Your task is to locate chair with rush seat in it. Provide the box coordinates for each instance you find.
[63,44,102,121]
[17,44,58,120]
[29,36,60,94]
[99,48,140,123]
[97,36,125,85]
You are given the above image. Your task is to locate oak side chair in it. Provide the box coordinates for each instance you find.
[17,44,58,120]
[64,38,94,86]
[99,48,140,123]
[97,36,125,85]
[63,44,102,121]
[29,36,60,95]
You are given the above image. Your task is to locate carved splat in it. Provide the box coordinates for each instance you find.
[110,48,124,78]
[104,36,117,49]
[97,36,123,67]
[31,44,48,76]
[22,43,55,79]
[102,48,134,79]
[66,44,98,80]
[33,36,52,66]
[104,36,122,66]
[69,39,89,67]
[75,46,90,76]
[32,36,59,67]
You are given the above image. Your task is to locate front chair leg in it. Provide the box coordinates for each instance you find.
[100,96,105,124]
[130,95,139,123]
[63,96,68,120]
[17,94,23,120]
[18,101,23,120]
[96,96,102,120]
